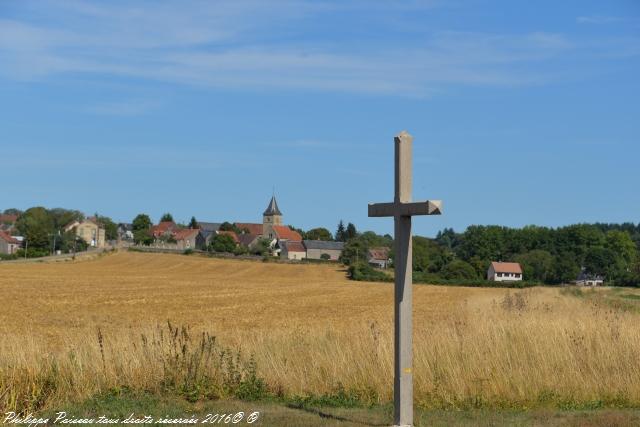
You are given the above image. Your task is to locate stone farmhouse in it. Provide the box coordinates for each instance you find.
[487,261,523,281]
[304,240,344,261]
[64,217,106,248]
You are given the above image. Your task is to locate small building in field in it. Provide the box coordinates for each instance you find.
[64,218,106,248]
[0,230,20,255]
[280,241,307,260]
[368,247,391,269]
[487,262,523,282]
[575,269,604,286]
[304,240,344,261]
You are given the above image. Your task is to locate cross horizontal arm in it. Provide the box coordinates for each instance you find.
[368,200,442,217]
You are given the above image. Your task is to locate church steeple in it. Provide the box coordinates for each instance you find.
[263,195,282,216]
[263,195,283,239]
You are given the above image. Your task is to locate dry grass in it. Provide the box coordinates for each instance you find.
[1,251,640,412]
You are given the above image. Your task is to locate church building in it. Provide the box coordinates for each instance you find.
[234,195,302,251]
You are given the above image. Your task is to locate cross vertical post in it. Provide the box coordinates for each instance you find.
[394,132,413,427]
[368,131,442,427]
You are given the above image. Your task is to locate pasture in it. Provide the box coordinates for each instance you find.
[1,251,640,421]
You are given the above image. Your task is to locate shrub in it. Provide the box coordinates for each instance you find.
[348,262,393,282]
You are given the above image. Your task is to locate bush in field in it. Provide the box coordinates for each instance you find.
[348,262,392,282]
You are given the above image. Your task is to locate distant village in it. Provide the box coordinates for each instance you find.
[3,194,634,287]
[0,196,390,269]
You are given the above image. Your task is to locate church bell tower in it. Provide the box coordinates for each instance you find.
[263,195,283,239]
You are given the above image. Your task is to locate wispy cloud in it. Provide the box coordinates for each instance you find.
[85,99,161,116]
[577,16,626,25]
[0,1,636,96]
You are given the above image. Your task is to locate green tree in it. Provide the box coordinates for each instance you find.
[160,213,174,222]
[132,214,152,231]
[515,249,554,282]
[605,230,636,266]
[189,216,199,229]
[3,208,23,216]
[345,223,358,241]
[251,238,272,256]
[440,260,478,280]
[584,247,618,279]
[210,234,237,253]
[132,214,153,245]
[335,220,346,242]
[306,227,333,241]
[340,238,369,266]
[94,214,118,241]
[413,236,452,273]
[548,253,581,284]
[15,207,53,250]
[133,229,153,245]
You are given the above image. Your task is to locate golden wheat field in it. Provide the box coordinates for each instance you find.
[1,251,640,413]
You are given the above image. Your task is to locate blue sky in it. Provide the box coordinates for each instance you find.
[1,0,639,237]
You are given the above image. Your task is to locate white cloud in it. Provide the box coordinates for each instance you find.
[577,16,626,25]
[86,100,161,116]
[0,1,636,96]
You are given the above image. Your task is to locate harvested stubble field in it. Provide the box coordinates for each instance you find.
[1,251,640,414]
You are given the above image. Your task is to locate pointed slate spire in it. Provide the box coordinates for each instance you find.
[263,195,282,216]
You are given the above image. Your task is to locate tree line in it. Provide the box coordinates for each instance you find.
[341,223,640,286]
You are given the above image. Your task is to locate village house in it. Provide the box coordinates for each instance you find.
[117,223,133,241]
[487,262,523,281]
[172,228,199,250]
[195,222,222,250]
[238,233,260,249]
[0,230,20,255]
[280,241,307,260]
[304,240,344,261]
[575,269,604,286]
[368,247,391,269]
[64,218,106,248]
[150,221,178,239]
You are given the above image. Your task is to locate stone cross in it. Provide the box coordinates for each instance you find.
[368,131,442,427]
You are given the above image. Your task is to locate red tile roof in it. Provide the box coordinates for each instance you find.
[0,214,18,224]
[151,221,177,237]
[273,225,302,242]
[217,230,240,244]
[491,262,522,274]
[285,241,306,253]
[0,230,19,244]
[173,228,199,241]
[368,247,390,261]
[234,223,263,235]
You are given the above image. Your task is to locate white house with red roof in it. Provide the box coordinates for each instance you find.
[487,262,523,282]
[0,230,20,255]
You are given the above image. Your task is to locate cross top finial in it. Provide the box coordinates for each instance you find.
[396,130,412,140]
